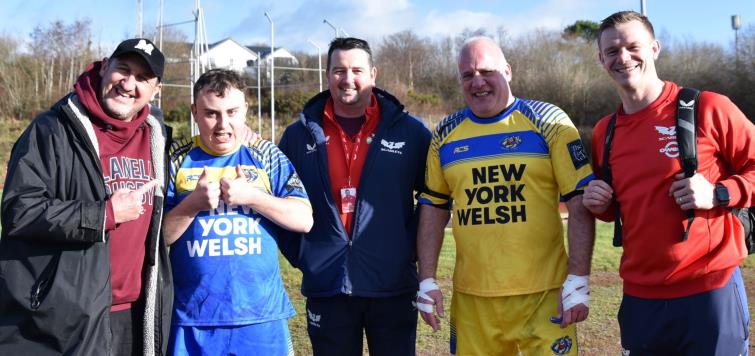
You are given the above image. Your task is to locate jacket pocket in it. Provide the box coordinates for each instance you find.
[30,252,61,310]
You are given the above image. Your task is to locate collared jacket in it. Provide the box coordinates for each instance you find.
[0,93,173,355]
[278,88,431,298]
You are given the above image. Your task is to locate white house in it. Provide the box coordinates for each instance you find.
[198,38,299,76]
[198,38,259,72]
[246,46,299,67]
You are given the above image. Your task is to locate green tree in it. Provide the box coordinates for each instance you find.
[563,20,600,42]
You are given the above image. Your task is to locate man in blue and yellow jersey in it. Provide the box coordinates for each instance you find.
[415,36,596,355]
[163,69,313,355]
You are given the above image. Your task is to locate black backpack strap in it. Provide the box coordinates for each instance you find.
[676,87,700,241]
[602,113,623,247]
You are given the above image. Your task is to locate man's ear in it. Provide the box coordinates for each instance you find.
[151,83,162,101]
[99,57,110,77]
[502,62,512,82]
[651,39,661,60]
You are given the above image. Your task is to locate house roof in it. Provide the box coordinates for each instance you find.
[208,37,259,58]
[246,46,283,57]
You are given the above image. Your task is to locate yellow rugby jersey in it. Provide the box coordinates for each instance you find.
[419,98,594,296]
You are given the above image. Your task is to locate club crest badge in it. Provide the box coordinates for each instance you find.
[501,135,522,150]
[550,335,573,354]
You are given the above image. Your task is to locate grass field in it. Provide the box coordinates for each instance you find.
[279,222,755,355]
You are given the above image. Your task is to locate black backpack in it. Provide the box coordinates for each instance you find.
[601,87,755,254]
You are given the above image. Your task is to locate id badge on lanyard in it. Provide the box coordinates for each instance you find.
[340,187,357,213]
[338,123,365,215]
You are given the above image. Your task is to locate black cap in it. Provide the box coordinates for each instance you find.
[110,38,165,80]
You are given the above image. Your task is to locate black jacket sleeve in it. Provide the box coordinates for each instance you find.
[1,116,106,244]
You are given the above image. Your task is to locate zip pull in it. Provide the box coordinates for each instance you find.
[30,280,46,309]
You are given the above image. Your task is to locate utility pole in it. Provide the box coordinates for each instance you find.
[265,12,276,141]
[307,39,323,92]
[136,0,143,37]
[323,19,339,38]
[732,15,741,70]
[253,51,262,135]
[156,0,164,108]
[640,0,646,16]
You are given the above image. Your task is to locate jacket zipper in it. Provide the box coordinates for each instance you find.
[30,253,61,310]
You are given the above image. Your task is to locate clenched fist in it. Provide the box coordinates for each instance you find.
[220,165,254,206]
[186,167,221,212]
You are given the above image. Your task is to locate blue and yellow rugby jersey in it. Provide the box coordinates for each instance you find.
[419,98,593,296]
[166,137,309,326]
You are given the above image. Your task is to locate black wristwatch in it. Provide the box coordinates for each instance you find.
[715,183,730,207]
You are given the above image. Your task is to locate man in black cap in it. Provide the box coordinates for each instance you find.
[0,38,173,356]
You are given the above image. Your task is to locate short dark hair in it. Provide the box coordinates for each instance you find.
[326,37,373,71]
[598,11,656,48]
[193,69,246,101]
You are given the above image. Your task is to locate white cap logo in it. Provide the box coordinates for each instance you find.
[134,39,154,55]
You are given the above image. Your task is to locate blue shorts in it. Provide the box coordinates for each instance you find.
[618,267,749,356]
[168,319,293,356]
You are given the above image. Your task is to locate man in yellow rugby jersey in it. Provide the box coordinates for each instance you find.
[416,36,595,355]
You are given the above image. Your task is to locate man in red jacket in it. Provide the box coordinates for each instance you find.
[583,11,755,355]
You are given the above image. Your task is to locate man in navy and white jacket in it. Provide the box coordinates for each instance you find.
[278,37,431,356]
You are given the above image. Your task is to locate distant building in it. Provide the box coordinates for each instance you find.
[197,37,299,77]
[198,38,259,72]
[246,45,300,67]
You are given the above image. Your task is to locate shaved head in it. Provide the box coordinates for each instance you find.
[458,36,508,75]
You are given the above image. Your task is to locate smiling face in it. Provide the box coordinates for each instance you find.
[192,87,247,155]
[458,38,513,118]
[598,19,661,94]
[327,48,377,117]
[98,53,161,121]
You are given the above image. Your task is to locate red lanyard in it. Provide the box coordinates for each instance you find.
[335,121,368,187]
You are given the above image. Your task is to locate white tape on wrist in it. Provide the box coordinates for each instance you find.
[415,278,439,313]
[562,274,589,311]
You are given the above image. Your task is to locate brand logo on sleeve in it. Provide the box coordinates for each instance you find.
[567,140,588,169]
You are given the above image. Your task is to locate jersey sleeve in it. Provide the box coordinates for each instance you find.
[418,122,452,209]
[252,140,310,205]
[165,137,194,212]
[540,105,594,197]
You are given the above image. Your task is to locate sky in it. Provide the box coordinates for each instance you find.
[1,0,752,55]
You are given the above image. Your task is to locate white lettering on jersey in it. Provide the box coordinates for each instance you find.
[186,237,263,257]
[198,216,262,237]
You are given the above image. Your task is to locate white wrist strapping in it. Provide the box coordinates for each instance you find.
[562,274,589,311]
[415,278,439,313]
